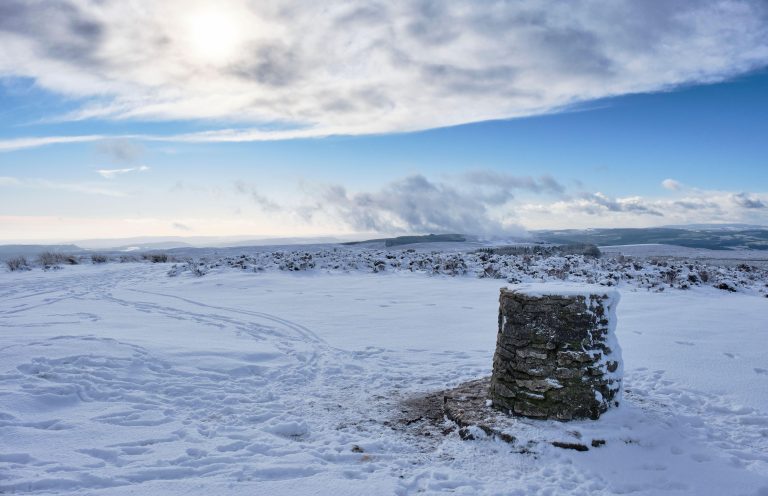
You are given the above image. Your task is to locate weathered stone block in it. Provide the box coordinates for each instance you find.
[489,284,623,420]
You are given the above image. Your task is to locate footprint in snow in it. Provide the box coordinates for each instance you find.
[690,453,712,463]
[755,368,768,375]
[674,341,695,346]
[723,352,738,359]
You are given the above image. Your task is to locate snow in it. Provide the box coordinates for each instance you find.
[511,282,620,299]
[1,258,768,495]
[599,243,768,265]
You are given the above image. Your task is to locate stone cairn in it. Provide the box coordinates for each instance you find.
[488,285,622,420]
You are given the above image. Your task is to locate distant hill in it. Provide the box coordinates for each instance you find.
[71,235,347,250]
[534,227,768,251]
[660,223,768,231]
[108,241,194,251]
[0,244,85,259]
[344,233,467,247]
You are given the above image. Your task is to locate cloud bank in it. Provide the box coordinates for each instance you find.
[298,171,572,235]
[0,0,767,148]
[2,168,767,239]
[521,187,768,229]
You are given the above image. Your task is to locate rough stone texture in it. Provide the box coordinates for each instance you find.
[489,286,622,420]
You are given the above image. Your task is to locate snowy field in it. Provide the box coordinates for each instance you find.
[599,244,768,268]
[1,260,767,495]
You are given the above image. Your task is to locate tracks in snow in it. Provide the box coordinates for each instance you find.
[0,266,441,493]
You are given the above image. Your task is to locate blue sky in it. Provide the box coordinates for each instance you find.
[1,1,767,241]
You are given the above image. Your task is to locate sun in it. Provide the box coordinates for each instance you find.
[181,5,247,64]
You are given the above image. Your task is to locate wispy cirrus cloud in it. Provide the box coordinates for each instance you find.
[96,139,145,164]
[0,135,108,152]
[0,176,127,197]
[233,180,281,212]
[96,165,149,179]
[0,0,766,150]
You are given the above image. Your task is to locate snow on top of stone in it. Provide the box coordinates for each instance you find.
[504,282,620,301]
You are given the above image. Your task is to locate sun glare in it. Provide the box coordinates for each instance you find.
[182,6,247,64]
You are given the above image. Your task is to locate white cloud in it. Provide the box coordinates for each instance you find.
[0,176,22,186]
[307,175,522,235]
[0,0,766,149]
[96,139,145,164]
[0,135,108,152]
[732,192,766,209]
[662,178,682,191]
[301,171,576,235]
[233,180,281,212]
[0,176,127,197]
[96,165,150,179]
[518,188,768,229]
[2,170,766,238]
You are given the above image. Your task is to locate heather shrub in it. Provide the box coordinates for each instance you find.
[91,253,108,264]
[6,256,30,271]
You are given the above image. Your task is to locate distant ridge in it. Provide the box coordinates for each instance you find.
[660,223,768,231]
[344,233,467,247]
[0,244,84,258]
[534,227,768,251]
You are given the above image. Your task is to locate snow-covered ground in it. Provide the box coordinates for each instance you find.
[599,243,768,266]
[1,260,767,495]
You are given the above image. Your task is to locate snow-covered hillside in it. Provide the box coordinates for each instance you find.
[1,256,767,495]
[163,247,768,296]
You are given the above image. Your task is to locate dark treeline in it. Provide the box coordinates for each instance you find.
[475,243,602,258]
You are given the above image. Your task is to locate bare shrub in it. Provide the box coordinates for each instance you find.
[91,253,108,264]
[6,256,30,271]
[191,263,207,277]
[37,251,80,268]
[661,269,679,285]
[715,282,736,292]
[168,261,207,277]
[38,251,64,267]
[143,253,170,263]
